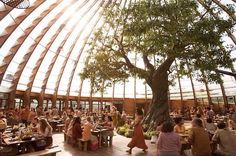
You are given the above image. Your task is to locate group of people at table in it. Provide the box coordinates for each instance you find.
[0,105,122,154]
[1,104,236,156]
[154,106,236,156]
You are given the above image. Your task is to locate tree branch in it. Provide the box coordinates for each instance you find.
[143,54,155,72]
[154,57,175,77]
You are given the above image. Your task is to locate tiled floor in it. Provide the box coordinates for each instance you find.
[52,133,157,156]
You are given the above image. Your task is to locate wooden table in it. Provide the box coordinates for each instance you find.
[91,128,109,148]
[3,136,44,145]
[48,119,62,132]
[3,133,45,154]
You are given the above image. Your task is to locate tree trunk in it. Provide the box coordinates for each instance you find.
[143,57,174,126]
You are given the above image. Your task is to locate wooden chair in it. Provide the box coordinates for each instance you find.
[77,139,89,151]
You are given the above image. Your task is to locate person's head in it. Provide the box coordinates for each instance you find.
[136,108,143,116]
[206,118,213,123]
[33,117,39,123]
[86,116,91,123]
[106,116,112,122]
[73,116,81,126]
[191,118,203,127]
[101,114,106,121]
[8,113,13,118]
[68,114,73,119]
[217,121,226,129]
[63,112,67,116]
[174,117,183,125]
[161,121,174,133]
[196,114,202,118]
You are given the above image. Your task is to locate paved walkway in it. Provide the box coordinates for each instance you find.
[53,133,157,156]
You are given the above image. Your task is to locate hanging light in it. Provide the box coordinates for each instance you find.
[0,0,30,9]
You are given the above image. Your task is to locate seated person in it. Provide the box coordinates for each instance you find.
[101,116,114,146]
[64,114,73,133]
[38,118,53,147]
[188,118,212,156]
[82,117,93,141]
[174,117,186,134]
[157,121,181,156]
[212,121,236,156]
[61,112,68,123]
[205,118,216,134]
[228,114,236,130]
[0,119,7,133]
[31,117,40,132]
[6,113,18,126]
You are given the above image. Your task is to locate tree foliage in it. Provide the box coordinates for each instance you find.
[81,0,234,93]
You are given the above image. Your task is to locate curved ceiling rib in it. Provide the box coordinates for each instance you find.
[51,0,104,104]
[0,0,63,84]
[212,0,236,21]
[197,0,236,45]
[73,0,126,100]
[65,0,115,98]
[0,0,45,48]
[37,0,97,105]
[7,0,71,103]
[38,0,93,100]
[25,0,90,99]
[0,4,13,21]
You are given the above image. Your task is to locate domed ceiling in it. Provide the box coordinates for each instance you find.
[0,0,235,103]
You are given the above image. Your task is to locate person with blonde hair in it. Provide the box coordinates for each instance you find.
[38,118,53,147]
[82,117,93,141]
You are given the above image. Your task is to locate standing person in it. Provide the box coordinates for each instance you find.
[157,121,181,156]
[188,118,211,156]
[126,109,148,154]
[111,106,118,128]
[72,116,82,144]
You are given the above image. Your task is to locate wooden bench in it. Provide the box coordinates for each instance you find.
[19,146,61,156]
[77,139,89,151]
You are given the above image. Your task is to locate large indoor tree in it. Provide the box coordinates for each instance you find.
[81,0,235,125]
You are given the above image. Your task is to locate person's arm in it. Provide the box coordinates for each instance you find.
[212,131,219,143]
[188,129,194,145]
[177,135,182,152]
[156,132,162,149]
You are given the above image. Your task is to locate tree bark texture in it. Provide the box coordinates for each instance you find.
[143,57,174,125]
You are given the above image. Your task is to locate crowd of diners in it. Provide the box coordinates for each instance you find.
[0,104,236,156]
[155,105,236,156]
[0,105,127,150]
